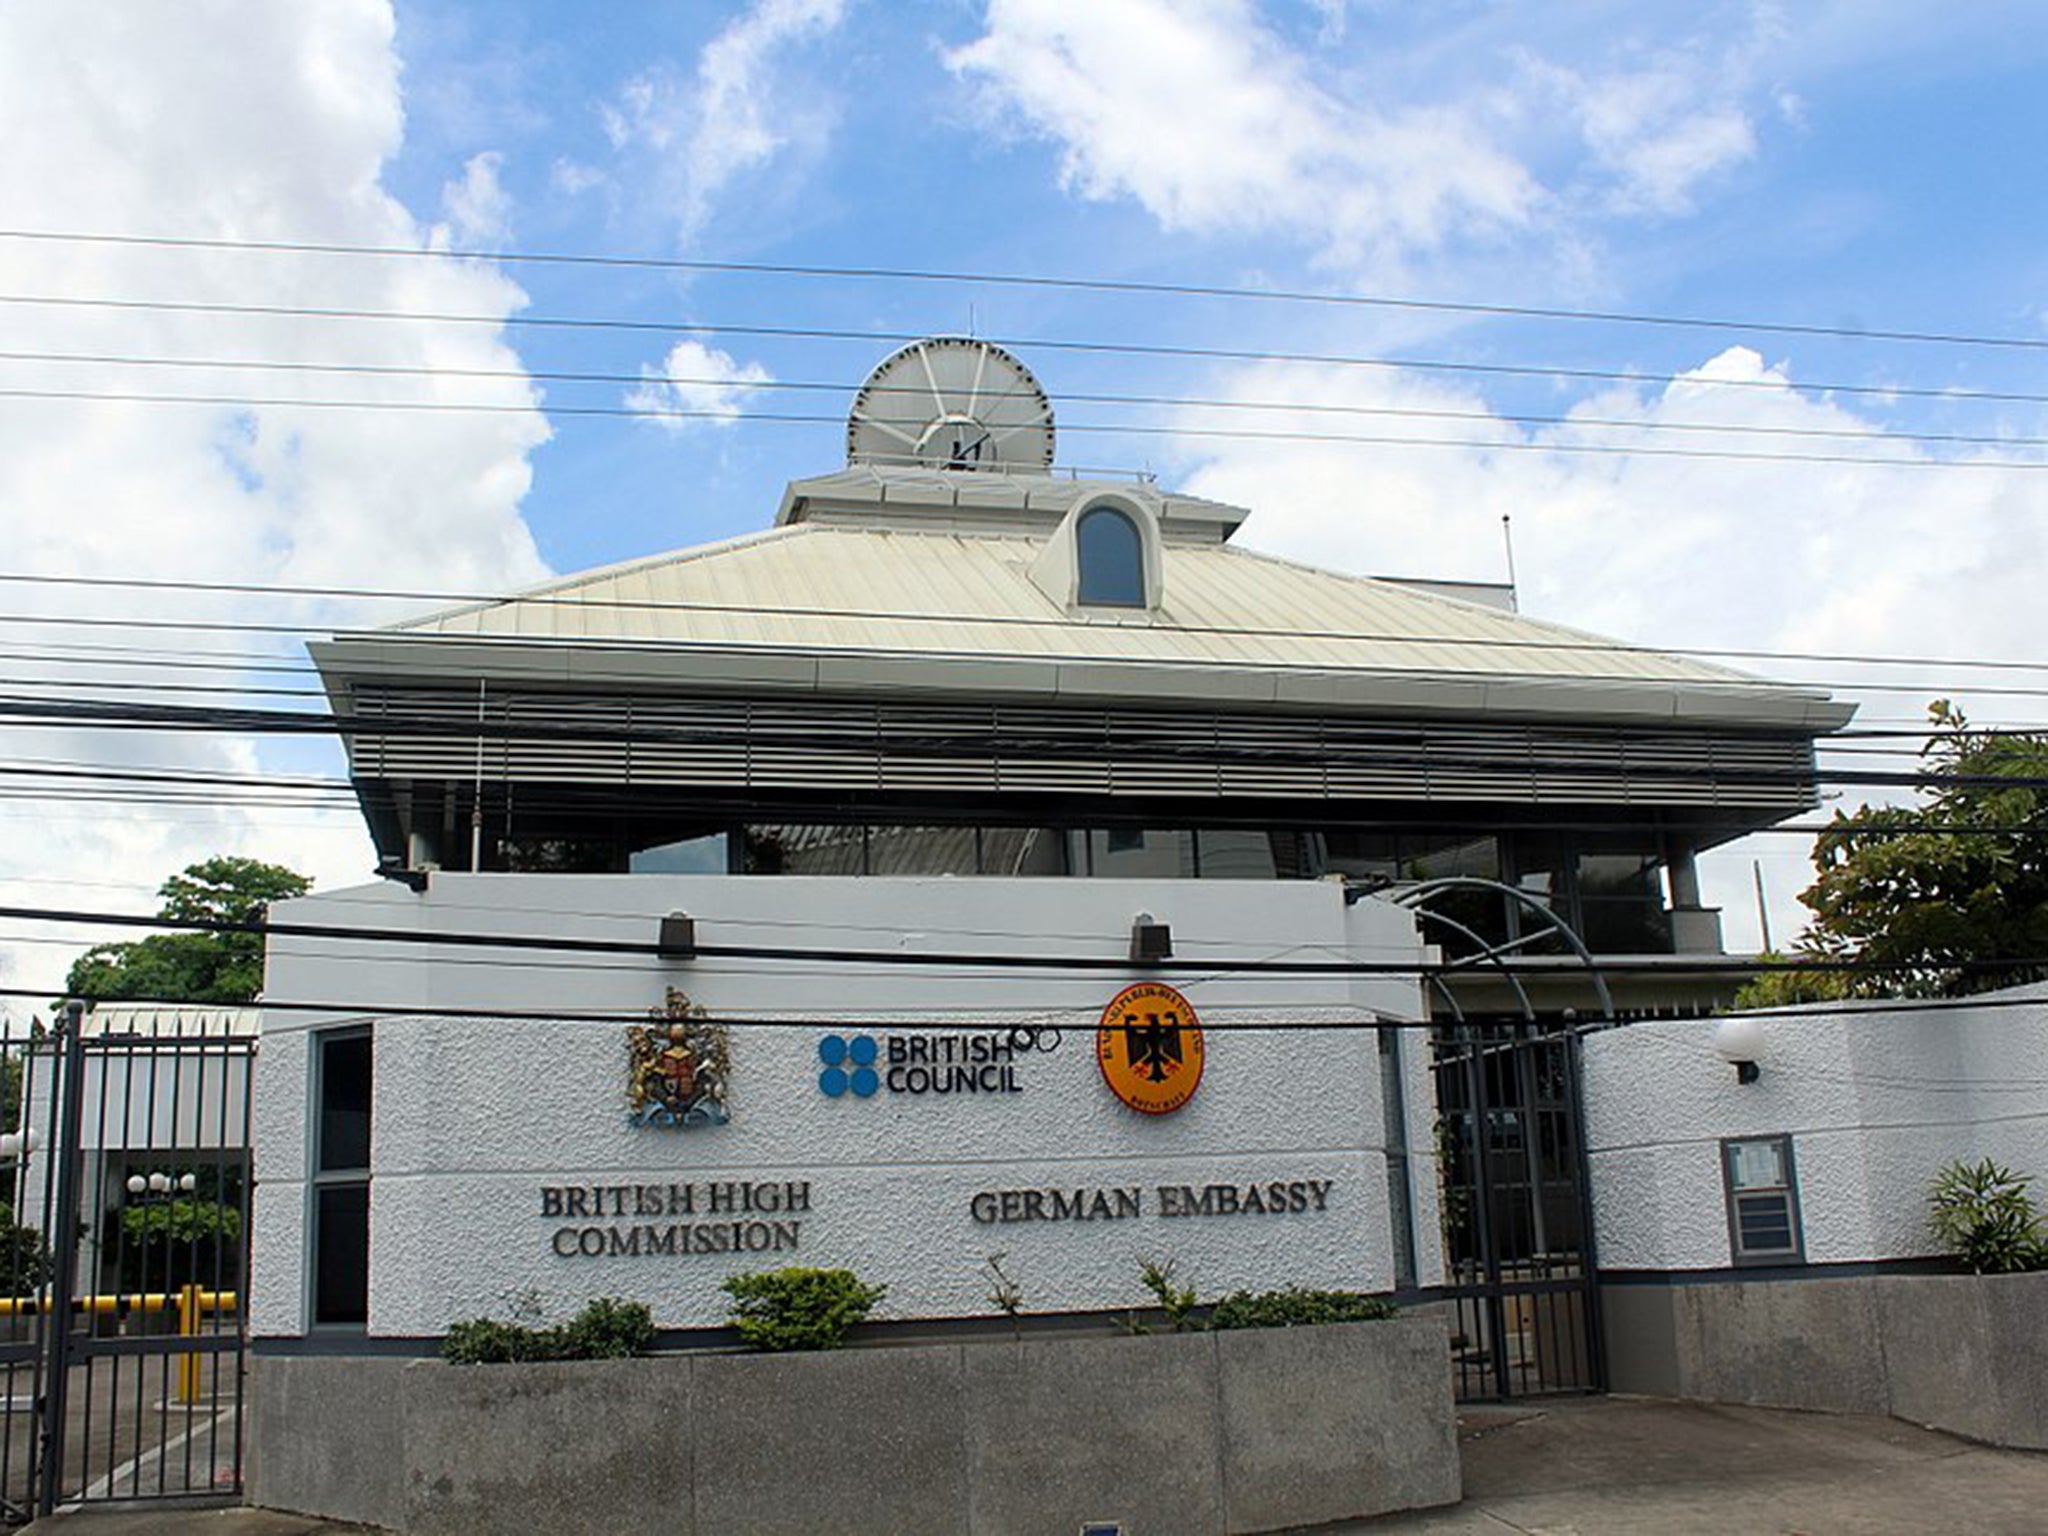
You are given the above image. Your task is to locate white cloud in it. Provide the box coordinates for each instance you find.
[625,340,773,430]
[1516,47,1759,216]
[601,0,847,241]
[946,0,1539,275]
[438,150,513,247]
[949,3,1797,272]
[1174,348,2048,949]
[551,158,607,197]
[0,0,551,1006]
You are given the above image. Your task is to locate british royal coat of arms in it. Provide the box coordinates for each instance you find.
[627,989,730,1129]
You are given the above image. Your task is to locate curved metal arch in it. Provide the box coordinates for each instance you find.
[1387,875,1617,1024]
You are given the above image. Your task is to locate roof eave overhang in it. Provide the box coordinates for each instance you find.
[308,634,1856,734]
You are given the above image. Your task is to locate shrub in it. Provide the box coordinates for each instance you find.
[1929,1158,2047,1274]
[1206,1286,1397,1331]
[442,1296,657,1365]
[1133,1257,1200,1333]
[721,1267,886,1351]
[443,1316,557,1365]
[560,1295,656,1359]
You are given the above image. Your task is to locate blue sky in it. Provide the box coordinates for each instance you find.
[1,0,2046,992]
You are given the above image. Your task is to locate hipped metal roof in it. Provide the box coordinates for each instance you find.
[331,497,1849,733]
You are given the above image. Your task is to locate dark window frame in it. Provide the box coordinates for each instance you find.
[1721,1133,1804,1266]
[310,1027,373,1328]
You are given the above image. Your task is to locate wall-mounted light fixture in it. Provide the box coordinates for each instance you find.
[1713,1016,1765,1085]
[1129,913,1172,965]
[657,912,697,960]
[375,855,430,894]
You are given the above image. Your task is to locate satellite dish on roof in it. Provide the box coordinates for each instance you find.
[846,337,1055,472]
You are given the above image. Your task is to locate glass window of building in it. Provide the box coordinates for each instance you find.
[630,832,730,874]
[312,1030,372,1326]
[1722,1135,1803,1265]
[1574,852,1672,954]
[1194,829,1280,879]
[978,827,1070,877]
[1076,506,1145,607]
[1084,828,1196,878]
[864,825,981,877]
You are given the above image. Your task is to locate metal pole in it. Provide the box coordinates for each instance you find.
[37,1000,87,1517]
[1563,1018,1609,1392]
[1461,1026,1508,1400]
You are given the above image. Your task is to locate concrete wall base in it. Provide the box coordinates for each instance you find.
[1603,1271,2048,1449]
[250,1318,1460,1535]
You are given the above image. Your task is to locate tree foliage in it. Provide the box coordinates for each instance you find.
[64,857,310,1005]
[1739,702,2048,1006]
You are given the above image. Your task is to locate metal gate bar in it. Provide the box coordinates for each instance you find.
[1434,1019,1604,1402]
[0,1002,254,1520]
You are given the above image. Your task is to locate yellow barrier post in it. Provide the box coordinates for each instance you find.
[177,1284,201,1405]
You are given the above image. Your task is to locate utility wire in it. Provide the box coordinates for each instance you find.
[7,347,2043,454]
[6,292,2045,411]
[3,383,2030,473]
[4,899,2047,985]
[3,979,2047,1029]
[0,692,1960,795]
[5,570,2048,690]
[9,227,2047,352]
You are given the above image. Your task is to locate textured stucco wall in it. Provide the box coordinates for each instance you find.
[1583,984,2048,1271]
[254,875,1430,1338]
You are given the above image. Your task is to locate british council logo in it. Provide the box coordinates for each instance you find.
[817,1034,881,1099]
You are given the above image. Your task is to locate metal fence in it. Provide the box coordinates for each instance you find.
[1433,1019,1606,1402]
[0,1002,253,1520]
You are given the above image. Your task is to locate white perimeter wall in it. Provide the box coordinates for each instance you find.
[252,875,1432,1338]
[1583,983,2048,1270]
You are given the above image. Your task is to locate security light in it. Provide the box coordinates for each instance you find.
[375,855,430,893]
[1713,1016,1766,1085]
[1129,913,1172,964]
[657,912,697,960]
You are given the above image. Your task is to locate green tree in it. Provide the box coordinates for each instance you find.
[1739,702,2048,1005]
[64,857,310,1005]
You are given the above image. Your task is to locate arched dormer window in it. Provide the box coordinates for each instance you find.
[1076,504,1145,607]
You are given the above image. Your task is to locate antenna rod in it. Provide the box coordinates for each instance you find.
[1753,859,1773,952]
[1500,514,1519,610]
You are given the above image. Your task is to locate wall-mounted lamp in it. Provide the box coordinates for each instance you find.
[657,912,697,960]
[1713,1016,1765,1085]
[1129,913,1172,965]
[0,1129,41,1159]
[375,855,430,894]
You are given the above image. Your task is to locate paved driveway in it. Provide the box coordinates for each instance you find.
[1356,1395,2048,1534]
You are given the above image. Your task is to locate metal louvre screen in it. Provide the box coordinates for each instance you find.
[341,684,1822,811]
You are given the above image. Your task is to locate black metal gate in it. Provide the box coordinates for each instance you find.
[0,1001,253,1520]
[1433,1020,1605,1401]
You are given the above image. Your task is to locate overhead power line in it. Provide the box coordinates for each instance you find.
[3,383,2035,473]
[6,899,2048,985]
[6,292,2047,414]
[8,227,2047,352]
[5,570,2048,687]
[0,690,2035,798]
[6,347,2044,455]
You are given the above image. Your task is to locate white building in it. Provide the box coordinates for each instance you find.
[252,339,1853,1385]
